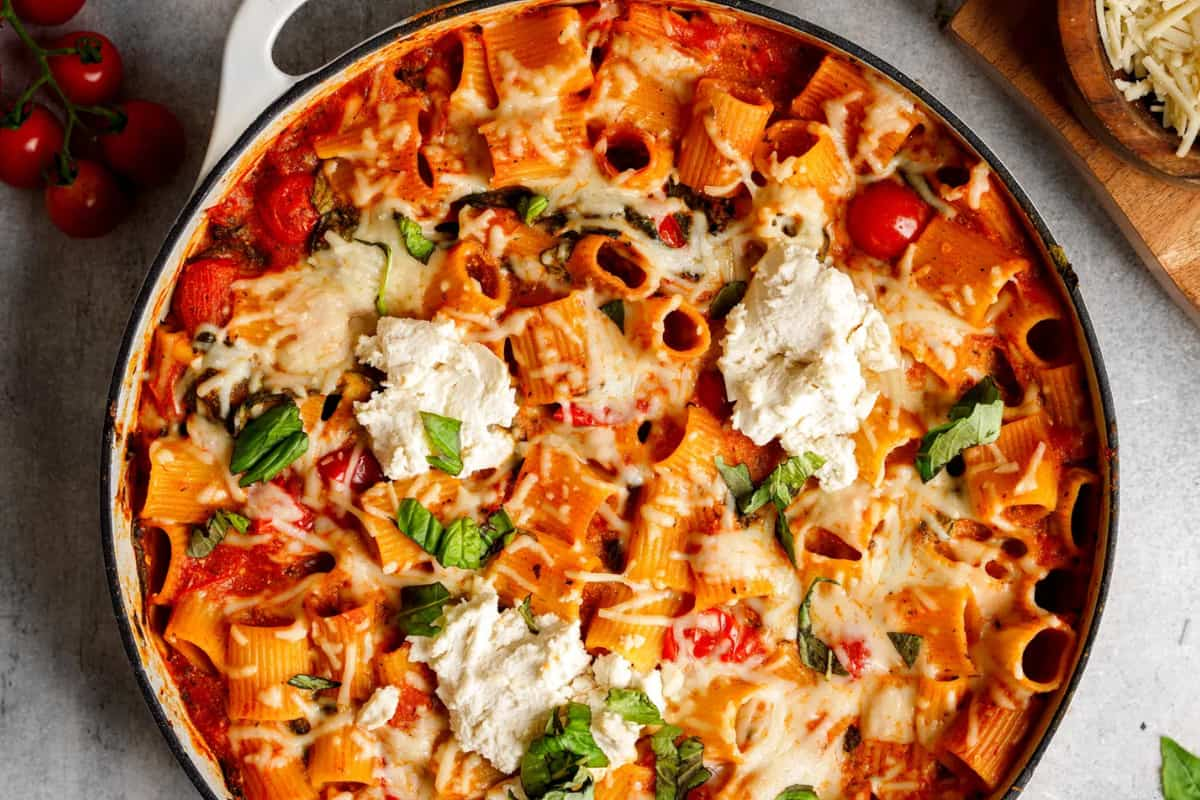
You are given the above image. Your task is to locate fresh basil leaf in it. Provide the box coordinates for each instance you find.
[319,393,342,421]
[745,453,824,565]
[916,376,1003,481]
[287,674,340,692]
[1163,736,1200,800]
[238,431,309,487]
[623,206,659,239]
[599,300,625,332]
[396,498,446,555]
[356,238,394,316]
[396,582,452,637]
[797,578,846,677]
[775,786,820,800]
[605,688,664,725]
[231,400,308,486]
[486,507,515,540]
[708,280,747,321]
[888,632,923,669]
[187,509,250,558]
[518,595,540,634]
[518,194,550,225]
[651,724,712,800]
[714,457,754,512]
[421,411,464,476]
[397,215,435,263]
[440,517,490,569]
[520,703,606,799]
[843,724,861,753]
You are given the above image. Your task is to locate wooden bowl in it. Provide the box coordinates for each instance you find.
[1058,0,1200,184]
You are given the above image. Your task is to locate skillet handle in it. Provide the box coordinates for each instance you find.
[198,0,311,182]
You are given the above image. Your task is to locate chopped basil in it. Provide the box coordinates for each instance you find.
[624,206,659,239]
[519,702,607,799]
[843,724,862,753]
[517,193,550,225]
[775,787,820,800]
[396,215,435,263]
[708,280,747,320]
[395,498,511,569]
[605,688,664,725]
[287,674,340,693]
[396,582,452,637]
[420,411,463,476]
[717,452,824,566]
[797,578,847,678]
[651,724,712,800]
[187,509,250,558]
[715,457,755,510]
[1163,736,1200,800]
[230,400,309,487]
[356,238,394,316]
[517,595,540,634]
[887,632,923,668]
[916,377,1003,481]
[599,300,625,332]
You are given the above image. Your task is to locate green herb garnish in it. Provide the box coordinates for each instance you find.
[518,595,540,634]
[420,411,463,476]
[356,238,394,316]
[600,300,625,332]
[708,280,747,320]
[397,215,435,263]
[887,632,923,669]
[775,787,820,800]
[605,688,664,725]
[287,674,341,693]
[651,725,712,800]
[1162,736,1200,800]
[517,194,550,225]
[187,509,250,558]
[915,377,1003,481]
[797,577,847,678]
[519,703,608,800]
[395,498,512,569]
[230,400,309,487]
[716,453,825,565]
[396,582,452,637]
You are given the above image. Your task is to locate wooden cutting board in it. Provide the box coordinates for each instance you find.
[948,0,1200,321]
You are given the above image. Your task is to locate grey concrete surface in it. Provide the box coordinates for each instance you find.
[0,0,1195,798]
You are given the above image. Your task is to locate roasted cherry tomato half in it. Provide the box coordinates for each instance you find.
[0,103,64,188]
[172,257,242,334]
[44,158,128,237]
[257,171,318,245]
[845,180,930,260]
[48,31,123,106]
[11,0,86,25]
[100,100,186,186]
[317,445,384,493]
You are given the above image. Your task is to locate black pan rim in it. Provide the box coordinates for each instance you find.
[100,3,1119,798]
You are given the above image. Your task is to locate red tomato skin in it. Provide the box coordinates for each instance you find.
[172,257,241,334]
[846,180,930,260]
[11,0,85,25]
[44,159,127,237]
[48,31,124,105]
[317,445,384,493]
[694,369,731,420]
[100,100,186,186]
[839,639,870,678]
[257,171,318,245]
[0,104,64,188]
[657,214,687,248]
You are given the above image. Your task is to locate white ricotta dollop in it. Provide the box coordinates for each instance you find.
[407,582,593,773]
[357,685,401,731]
[354,317,519,480]
[718,244,897,489]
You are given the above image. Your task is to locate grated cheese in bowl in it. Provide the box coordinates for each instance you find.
[1099,0,1200,155]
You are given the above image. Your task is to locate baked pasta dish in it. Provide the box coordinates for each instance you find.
[127,3,1106,799]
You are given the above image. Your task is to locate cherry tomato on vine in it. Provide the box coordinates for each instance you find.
[11,0,86,25]
[257,171,318,245]
[172,257,242,334]
[846,180,930,260]
[48,31,123,106]
[0,103,64,188]
[99,100,186,186]
[44,158,128,237]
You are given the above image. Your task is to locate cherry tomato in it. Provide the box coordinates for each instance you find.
[11,0,85,25]
[694,370,731,420]
[257,171,318,245]
[837,639,871,679]
[0,103,64,188]
[48,31,123,106]
[172,257,242,334]
[665,608,764,664]
[100,100,186,186]
[846,180,930,260]
[657,213,687,248]
[44,158,128,237]
[317,445,384,493]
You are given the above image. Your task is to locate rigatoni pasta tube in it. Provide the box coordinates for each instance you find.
[678,78,772,196]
